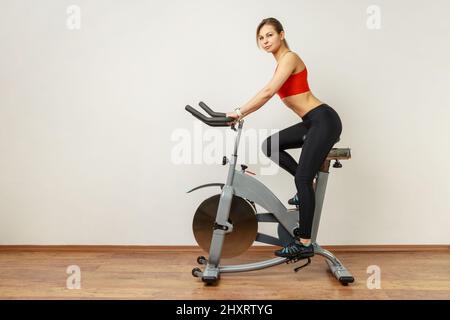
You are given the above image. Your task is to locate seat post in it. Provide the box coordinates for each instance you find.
[310,147,351,243]
[310,170,330,243]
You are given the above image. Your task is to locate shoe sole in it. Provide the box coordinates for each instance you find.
[274,252,314,259]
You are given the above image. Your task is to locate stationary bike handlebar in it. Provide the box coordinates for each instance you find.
[185,101,236,127]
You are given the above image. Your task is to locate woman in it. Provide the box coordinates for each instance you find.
[226,18,343,260]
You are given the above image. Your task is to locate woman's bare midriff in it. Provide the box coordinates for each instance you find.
[281,91,324,118]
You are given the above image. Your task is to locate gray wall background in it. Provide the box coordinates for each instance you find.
[0,0,449,245]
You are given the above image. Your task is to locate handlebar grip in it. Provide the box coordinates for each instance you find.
[198,101,227,117]
[185,105,235,127]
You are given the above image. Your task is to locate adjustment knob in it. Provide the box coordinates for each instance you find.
[241,164,248,171]
[222,156,228,165]
[333,160,342,168]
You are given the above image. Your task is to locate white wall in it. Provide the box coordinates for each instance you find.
[0,0,449,245]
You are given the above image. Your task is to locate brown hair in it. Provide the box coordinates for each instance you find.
[256,17,290,49]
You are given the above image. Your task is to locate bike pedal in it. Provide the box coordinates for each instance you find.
[286,255,312,264]
[285,257,300,264]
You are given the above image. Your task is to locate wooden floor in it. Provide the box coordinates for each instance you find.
[0,247,449,300]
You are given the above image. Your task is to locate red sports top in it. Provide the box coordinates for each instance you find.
[277,67,310,99]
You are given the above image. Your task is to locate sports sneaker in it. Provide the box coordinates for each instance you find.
[288,193,300,205]
[274,240,314,259]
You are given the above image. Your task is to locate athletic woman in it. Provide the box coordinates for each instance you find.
[226,17,343,260]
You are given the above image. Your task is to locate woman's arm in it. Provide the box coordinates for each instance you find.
[227,52,298,121]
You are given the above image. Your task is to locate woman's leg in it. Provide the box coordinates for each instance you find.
[261,122,309,176]
[274,105,342,259]
[295,114,342,241]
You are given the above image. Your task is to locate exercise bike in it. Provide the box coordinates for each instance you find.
[185,101,354,286]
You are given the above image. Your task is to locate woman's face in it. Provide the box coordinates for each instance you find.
[258,24,284,53]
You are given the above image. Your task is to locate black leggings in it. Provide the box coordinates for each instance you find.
[262,104,342,239]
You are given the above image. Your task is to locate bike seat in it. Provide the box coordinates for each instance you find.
[327,148,351,160]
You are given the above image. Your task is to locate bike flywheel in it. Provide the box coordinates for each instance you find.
[192,194,258,258]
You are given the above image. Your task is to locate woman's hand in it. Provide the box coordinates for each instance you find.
[226,111,240,126]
